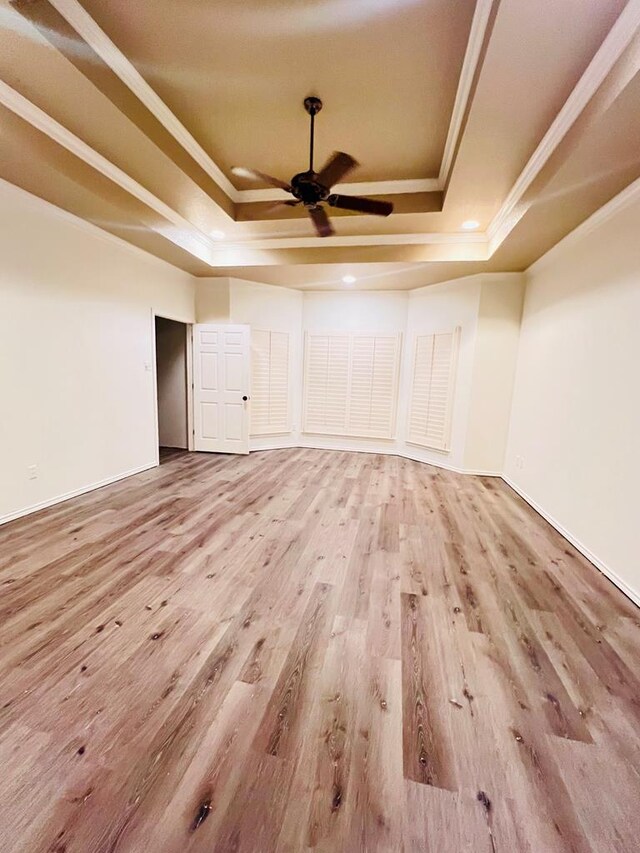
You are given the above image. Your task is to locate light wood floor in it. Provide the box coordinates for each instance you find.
[0,448,639,852]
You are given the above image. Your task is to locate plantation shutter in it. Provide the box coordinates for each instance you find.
[250,330,290,436]
[349,335,400,438]
[303,332,400,439]
[407,327,460,451]
[303,333,350,434]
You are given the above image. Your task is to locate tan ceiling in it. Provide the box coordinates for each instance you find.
[79,0,477,184]
[0,0,639,288]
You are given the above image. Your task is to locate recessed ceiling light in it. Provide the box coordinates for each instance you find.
[342,275,356,284]
[461,219,480,231]
[210,230,225,240]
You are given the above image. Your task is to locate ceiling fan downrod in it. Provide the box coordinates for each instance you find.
[231,96,392,237]
[304,96,323,173]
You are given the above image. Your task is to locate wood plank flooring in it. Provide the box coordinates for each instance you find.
[0,447,639,852]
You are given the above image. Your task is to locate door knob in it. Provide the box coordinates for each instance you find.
[242,395,249,401]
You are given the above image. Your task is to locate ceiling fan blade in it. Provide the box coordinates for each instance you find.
[231,166,292,192]
[328,194,393,217]
[308,205,334,238]
[316,151,359,189]
[265,200,302,213]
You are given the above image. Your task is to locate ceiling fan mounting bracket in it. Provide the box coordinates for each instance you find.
[303,96,323,116]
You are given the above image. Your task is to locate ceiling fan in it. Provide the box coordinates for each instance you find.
[232,97,393,238]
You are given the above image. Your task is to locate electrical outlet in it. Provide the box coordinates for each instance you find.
[27,464,38,480]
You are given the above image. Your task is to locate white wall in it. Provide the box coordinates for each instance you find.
[505,188,640,604]
[0,180,195,523]
[302,290,409,334]
[155,317,188,449]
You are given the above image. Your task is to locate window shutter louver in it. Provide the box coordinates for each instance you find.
[407,327,460,451]
[250,330,290,436]
[303,332,400,439]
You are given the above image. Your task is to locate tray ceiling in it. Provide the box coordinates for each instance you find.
[1,0,639,288]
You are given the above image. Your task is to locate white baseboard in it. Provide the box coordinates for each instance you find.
[257,438,502,477]
[5,453,635,611]
[400,447,501,477]
[250,442,299,452]
[0,445,495,530]
[0,462,157,527]
[249,435,300,452]
[299,436,397,455]
[502,476,640,609]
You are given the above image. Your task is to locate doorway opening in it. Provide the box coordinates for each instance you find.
[154,316,191,462]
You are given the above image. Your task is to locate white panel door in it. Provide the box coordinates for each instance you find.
[193,324,250,454]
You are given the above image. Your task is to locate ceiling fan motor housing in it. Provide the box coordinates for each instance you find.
[290,171,328,206]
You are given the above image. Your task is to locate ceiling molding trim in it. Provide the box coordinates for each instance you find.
[236,178,443,204]
[223,232,489,250]
[0,175,193,276]
[0,80,224,265]
[439,0,497,186]
[487,0,640,255]
[0,80,488,266]
[48,0,239,202]
[45,0,483,207]
[527,174,640,274]
[0,81,491,260]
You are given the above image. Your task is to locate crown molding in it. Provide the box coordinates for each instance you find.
[48,0,239,201]
[487,0,640,255]
[527,175,640,274]
[236,178,442,204]
[224,231,489,250]
[439,0,497,186]
[0,175,193,276]
[46,0,483,206]
[0,79,491,259]
[6,0,638,267]
[0,80,223,265]
[235,0,496,202]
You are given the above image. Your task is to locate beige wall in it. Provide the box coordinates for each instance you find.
[155,316,188,449]
[195,280,521,470]
[505,189,640,604]
[402,277,481,471]
[4,173,637,608]
[0,180,195,522]
[465,275,525,472]
[195,277,230,323]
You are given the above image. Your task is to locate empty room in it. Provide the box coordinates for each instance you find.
[1,0,639,851]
